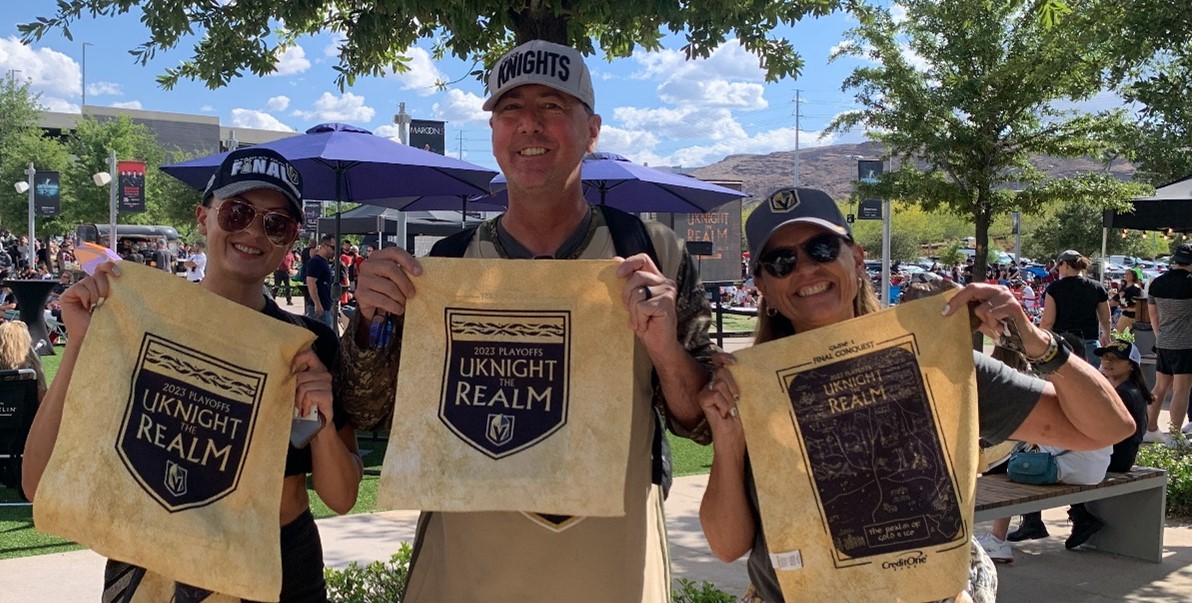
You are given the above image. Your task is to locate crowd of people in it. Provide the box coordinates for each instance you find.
[9,38,1188,603]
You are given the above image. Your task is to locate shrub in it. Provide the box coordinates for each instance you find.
[672,578,737,603]
[1136,438,1192,518]
[324,542,412,603]
[323,544,737,603]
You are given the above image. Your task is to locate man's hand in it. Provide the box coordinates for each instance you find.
[353,247,423,323]
[617,253,679,352]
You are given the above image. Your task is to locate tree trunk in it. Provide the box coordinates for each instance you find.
[972,192,993,351]
[508,2,571,45]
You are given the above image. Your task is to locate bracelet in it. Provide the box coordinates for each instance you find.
[1032,332,1072,375]
[1024,330,1059,364]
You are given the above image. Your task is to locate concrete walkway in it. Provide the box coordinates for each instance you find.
[3,473,1192,601]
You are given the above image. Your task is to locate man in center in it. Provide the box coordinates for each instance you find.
[334,40,717,601]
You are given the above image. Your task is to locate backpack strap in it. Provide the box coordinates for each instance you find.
[429,226,479,258]
[598,206,672,498]
[600,205,660,268]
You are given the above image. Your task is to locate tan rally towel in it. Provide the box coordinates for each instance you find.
[731,293,978,603]
[379,258,634,516]
[33,261,315,602]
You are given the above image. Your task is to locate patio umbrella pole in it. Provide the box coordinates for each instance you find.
[331,166,344,335]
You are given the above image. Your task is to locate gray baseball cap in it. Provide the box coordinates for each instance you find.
[482,40,595,112]
[746,187,851,267]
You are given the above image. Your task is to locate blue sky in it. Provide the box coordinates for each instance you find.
[0,2,1120,173]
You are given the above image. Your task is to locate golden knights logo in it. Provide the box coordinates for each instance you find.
[116,334,265,512]
[440,309,570,459]
[768,188,801,213]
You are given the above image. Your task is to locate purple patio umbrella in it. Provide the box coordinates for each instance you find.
[161,123,499,329]
[490,152,746,213]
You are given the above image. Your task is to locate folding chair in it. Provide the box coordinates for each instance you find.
[0,368,39,501]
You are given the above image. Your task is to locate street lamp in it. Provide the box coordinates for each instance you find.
[93,150,118,248]
[81,42,93,110]
[15,163,36,269]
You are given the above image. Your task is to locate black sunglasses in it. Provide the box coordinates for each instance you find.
[216,199,299,246]
[755,233,847,279]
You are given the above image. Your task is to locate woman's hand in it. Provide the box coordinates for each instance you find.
[699,353,746,449]
[292,348,334,427]
[59,262,120,343]
[944,282,1051,358]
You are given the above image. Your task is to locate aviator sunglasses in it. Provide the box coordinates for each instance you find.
[755,233,847,278]
[216,198,300,246]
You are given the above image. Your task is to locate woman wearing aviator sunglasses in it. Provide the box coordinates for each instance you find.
[695,187,1132,602]
[24,148,362,602]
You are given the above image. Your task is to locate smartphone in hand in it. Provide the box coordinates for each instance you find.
[290,406,326,448]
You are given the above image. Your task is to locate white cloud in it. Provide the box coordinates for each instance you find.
[0,37,80,97]
[269,45,311,77]
[373,123,403,140]
[200,104,215,112]
[323,31,348,58]
[87,81,122,97]
[38,96,78,113]
[111,100,142,110]
[891,3,909,23]
[658,79,766,110]
[266,95,290,112]
[292,91,375,123]
[619,126,837,168]
[625,41,770,118]
[613,106,748,142]
[388,46,445,96]
[230,108,296,132]
[633,42,765,84]
[433,89,487,124]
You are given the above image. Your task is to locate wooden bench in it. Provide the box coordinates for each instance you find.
[974,467,1168,563]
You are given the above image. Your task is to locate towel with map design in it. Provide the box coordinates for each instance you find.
[379,258,634,517]
[731,291,978,603]
[33,262,314,602]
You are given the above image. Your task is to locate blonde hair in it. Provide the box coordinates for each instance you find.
[754,276,881,344]
[0,321,33,370]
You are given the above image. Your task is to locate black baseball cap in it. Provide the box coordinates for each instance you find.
[203,147,303,216]
[1094,339,1141,365]
[746,187,851,267]
[1172,243,1192,265]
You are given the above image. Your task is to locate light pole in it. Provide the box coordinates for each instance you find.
[81,42,93,110]
[17,163,36,269]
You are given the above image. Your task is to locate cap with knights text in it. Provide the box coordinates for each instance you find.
[203,147,303,216]
[482,40,595,112]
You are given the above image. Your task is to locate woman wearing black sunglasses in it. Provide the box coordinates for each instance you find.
[23,148,362,602]
[696,187,1132,603]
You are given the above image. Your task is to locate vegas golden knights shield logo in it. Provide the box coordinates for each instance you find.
[769,188,801,212]
[116,334,265,512]
[440,309,570,459]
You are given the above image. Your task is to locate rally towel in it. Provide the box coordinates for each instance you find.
[379,258,634,517]
[34,262,314,601]
[731,292,978,603]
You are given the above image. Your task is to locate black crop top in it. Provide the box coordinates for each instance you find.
[258,296,347,476]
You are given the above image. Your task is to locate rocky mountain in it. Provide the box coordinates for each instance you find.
[686,142,1135,203]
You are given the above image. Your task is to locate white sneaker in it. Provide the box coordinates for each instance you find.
[1143,430,1168,444]
[1167,432,1189,449]
[977,533,1014,564]
[1183,423,1192,435]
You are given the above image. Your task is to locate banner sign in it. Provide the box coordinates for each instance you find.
[118,161,147,213]
[303,201,322,234]
[858,199,882,220]
[410,119,446,155]
[857,160,884,185]
[34,171,61,216]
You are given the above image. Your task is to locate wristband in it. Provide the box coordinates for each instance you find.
[1023,330,1058,364]
[1031,332,1071,375]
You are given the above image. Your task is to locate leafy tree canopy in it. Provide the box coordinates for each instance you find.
[20,0,841,91]
[827,0,1152,282]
